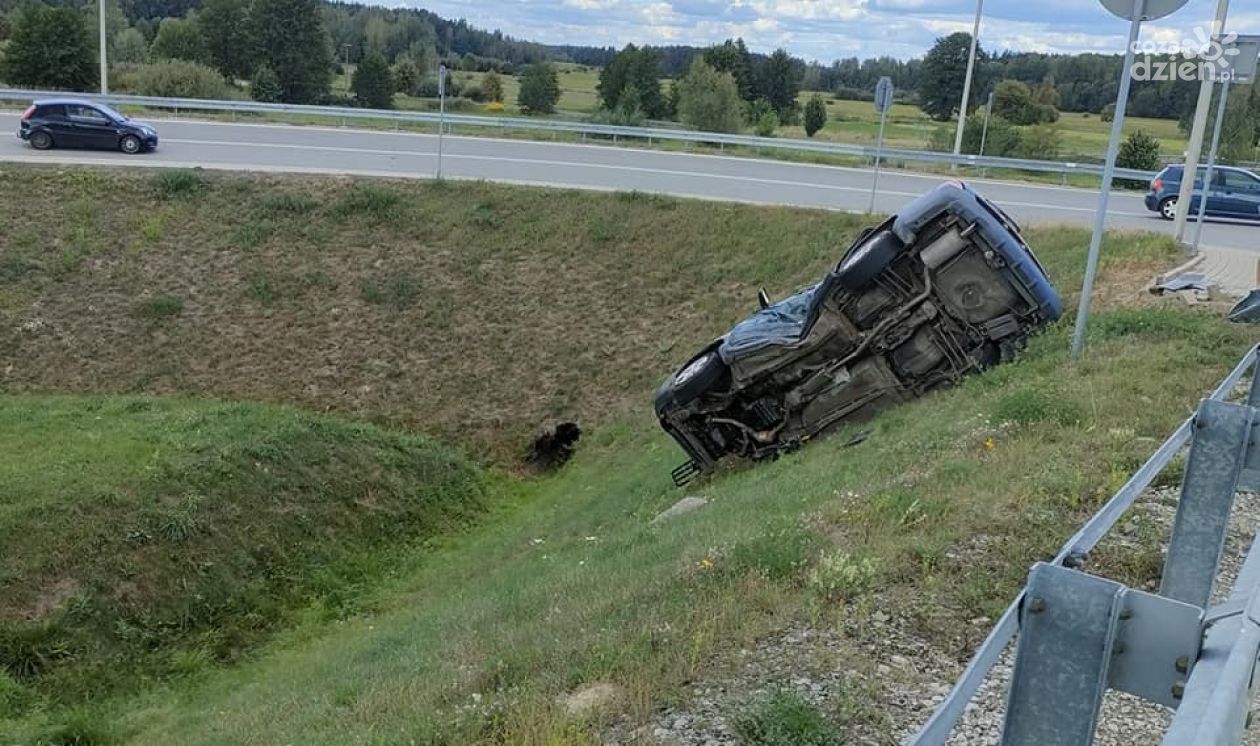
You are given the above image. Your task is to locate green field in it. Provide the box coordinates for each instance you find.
[2,167,1249,744]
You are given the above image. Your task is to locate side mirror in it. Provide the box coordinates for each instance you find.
[757,288,771,310]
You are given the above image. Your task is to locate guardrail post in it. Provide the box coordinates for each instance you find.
[1160,399,1254,609]
[1002,563,1124,745]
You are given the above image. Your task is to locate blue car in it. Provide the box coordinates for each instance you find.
[18,98,158,154]
[1145,164,1260,221]
[655,181,1063,484]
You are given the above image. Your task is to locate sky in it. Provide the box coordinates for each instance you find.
[393,0,1260,63]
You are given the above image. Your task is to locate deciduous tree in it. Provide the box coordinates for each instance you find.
[676,58,742,133]
[252,0,333,103]
[1,3,94,90]
[517,61,560,114]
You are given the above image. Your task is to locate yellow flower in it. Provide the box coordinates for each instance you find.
[984,437,996,450]
[698,558,714,569]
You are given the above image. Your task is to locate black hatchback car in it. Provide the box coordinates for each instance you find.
[18,99,158,154]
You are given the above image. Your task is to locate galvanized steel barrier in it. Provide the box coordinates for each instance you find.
[913,342,1260,745]
[0,88,1159,184]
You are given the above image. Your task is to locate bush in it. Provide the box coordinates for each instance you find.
[250,64,282,103]
[133,295,184,320]
[481,70,504,102]
[1016,124,1063,160]
[803,93,827,137]
[132,59,240,100]
[1101,103,1116,122]
[518,62,560,114]
[733,689,841,746]
[807,550,876,601]
[351,49,393,109]
[993,79,1058,126]
[151,168,208,198]
[1117,129,1161,189]
[754,109,779,137]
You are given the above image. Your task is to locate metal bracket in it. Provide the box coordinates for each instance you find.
[1002,564,1205,744]
[1161,400,1253,609]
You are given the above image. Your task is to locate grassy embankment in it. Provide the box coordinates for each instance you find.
[0,166,1251,744]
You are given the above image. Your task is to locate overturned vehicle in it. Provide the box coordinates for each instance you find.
[655,181,1063,485]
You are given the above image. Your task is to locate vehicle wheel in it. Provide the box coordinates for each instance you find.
[671,351,729,404]
[1158,196,1178,220]
[29,131,52,150]
[836,229,903,292]
[119,135,142,155]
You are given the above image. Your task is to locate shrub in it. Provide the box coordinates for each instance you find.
[1016,124,1063,160]
[733,689,841,746]
[1101,103,1116,122]
[481,70,504,102]
[250,65,283,103]
[803,93,827,137]
[807,550,876,601]
[392,56,421,96]
[517,62,560,114]
[726,527,818,582]
[992,387,1083,426]
[1117,130,1161,189]
[133,60,240,100]
[992,79,1058,126]
[151,169,207,198]
[133,295,184,320]
[755,109,779,137]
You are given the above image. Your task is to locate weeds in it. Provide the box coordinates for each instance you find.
[132,295,183,320]
[333,185,403,218]
[732,689,841,745]
[151,170,207,199]
[359,274,419,309]
[807,551,876,602]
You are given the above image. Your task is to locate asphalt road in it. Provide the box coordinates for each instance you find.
[2,114,1258,252]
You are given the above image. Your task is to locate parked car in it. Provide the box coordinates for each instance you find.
[654,181,1063,485]
[1145,164,1260,221]
[18,99,158,154]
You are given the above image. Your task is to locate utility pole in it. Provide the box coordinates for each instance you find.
[1172,0,1231,242]
[98,0,108,94]
[952,0,984,159]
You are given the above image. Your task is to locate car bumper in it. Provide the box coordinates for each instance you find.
[1144,193,1159,211]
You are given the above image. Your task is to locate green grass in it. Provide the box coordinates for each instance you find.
[734,689,842,745]
[0,396,488,719]
[1,168,1249,744]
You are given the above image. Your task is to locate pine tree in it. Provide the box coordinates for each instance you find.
[352,49,394,109]
[803,94,827,137]
[197,0,255,80]
[250,64,282,102]
[252,0,333,103]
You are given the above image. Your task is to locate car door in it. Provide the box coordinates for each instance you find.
[1201,170,1232,217]
[65,104,117,150]
[1221,170,1260,219]
[37,105,79,147]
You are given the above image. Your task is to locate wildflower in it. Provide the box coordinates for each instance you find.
[984,437,996,450]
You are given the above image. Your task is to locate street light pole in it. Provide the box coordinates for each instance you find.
[978,91,994,156]
[1171,0,1231,242]
[98,0,108,94]
[952,0,984,159]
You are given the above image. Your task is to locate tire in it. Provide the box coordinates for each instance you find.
[836,229,903,292]
[119,135,142,155]
[29,131,52,150]
[1158,196,1178,220]
[670,350,729,404]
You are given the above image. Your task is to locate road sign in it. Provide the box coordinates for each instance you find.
[1221,34,1260,85]
[874,76,894,114]
[1098,0,1188,21]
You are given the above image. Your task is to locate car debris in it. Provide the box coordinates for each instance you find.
[1229,290,1260,323]
[654,181,1063,485]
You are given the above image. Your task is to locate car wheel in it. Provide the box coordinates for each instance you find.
[671,351,729,404]
[836,229,903,292]
[1158,196,1178,220]
[29,131,53,150]
[119,135,142,155]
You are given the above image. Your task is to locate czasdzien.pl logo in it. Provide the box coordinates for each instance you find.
[1130,23,1241,81]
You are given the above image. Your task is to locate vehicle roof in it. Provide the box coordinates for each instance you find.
[1163,163,1255,175]
[33,98,105,107]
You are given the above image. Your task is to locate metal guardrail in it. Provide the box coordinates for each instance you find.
[0,88,1160,184]
[913,342,1260,745]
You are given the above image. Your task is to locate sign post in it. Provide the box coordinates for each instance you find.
[1192,35,1260,252]
[868,76,894,214]
[1070,0,1191,360]
[437,64,448,180]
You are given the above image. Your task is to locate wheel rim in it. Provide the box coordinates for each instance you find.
[1162,199,1177,219]
[32,133,49,148]
[122,137,139,153]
